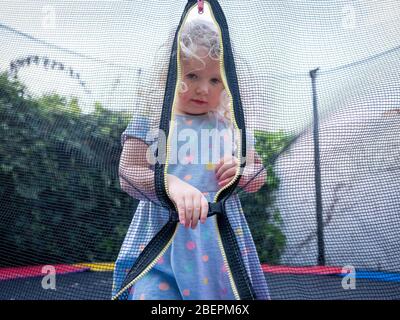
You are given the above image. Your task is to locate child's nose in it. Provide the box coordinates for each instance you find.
[196,82,209,95]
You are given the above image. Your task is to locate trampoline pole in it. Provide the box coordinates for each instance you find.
[310,68,325,266]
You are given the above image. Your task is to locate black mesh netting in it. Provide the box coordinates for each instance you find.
[0,0,399,300]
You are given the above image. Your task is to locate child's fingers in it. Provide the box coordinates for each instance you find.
[218,166,237,182]
[200,196,208,224]
[184,194,193,229]
[191,196,201,229]
[215,156,238,179]
[214,157,227,177]
[218,177,232,187]
[176,196,186,225]
[214,157,224,172]
[215,163,229,180]
[218,179,229,187]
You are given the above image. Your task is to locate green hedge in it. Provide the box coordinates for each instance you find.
[240,131,292,264]
[0,72,135,267]
[0,72,290,267]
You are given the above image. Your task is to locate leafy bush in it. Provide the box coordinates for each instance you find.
[0,72,136,267]
[240,130,292,265]
[0,71,291,268]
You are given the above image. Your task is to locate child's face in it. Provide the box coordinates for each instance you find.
[176,46,224,115]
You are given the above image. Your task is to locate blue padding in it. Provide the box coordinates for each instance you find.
[339,270,400,283]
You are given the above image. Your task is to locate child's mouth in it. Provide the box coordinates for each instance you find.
[191,99,207,105]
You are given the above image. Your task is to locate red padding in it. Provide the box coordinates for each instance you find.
[0,264,90,281]
[261,264,343,275]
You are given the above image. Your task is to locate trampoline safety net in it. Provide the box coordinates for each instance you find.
[0,0,399,300]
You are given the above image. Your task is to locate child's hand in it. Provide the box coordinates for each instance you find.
[215,155,239,188]
[167,174,209,229]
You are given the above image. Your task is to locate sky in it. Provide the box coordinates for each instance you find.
[0,0,399,131]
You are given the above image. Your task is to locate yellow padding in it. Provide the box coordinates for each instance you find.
[74,262,115,272]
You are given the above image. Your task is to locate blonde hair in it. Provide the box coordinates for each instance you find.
[132,17,246,164]
[178,18,232,125]
[141,18,238,155]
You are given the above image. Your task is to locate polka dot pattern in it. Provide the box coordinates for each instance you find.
[117,112,250,301]
[157,256,164,265]
[184,263,193,273]
[186,241,196,250]
[185,154,194,164]
[221,287,228,296]
[221,263,227,273]
[159,282,170,291]
[202,229,211,241]
[206,162,215,170]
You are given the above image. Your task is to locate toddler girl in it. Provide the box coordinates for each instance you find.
[112,18,269,300]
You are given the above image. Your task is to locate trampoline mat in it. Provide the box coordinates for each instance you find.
[0,271,399,300]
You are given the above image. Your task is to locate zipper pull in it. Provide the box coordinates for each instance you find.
[198,0,204,14]
[208,201,223,217]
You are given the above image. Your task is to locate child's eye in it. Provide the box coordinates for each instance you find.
[211,78,220,84]
[186,73,197,80]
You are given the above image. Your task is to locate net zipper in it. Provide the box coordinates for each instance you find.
[208,1,241,300]
[112,4,194,300]
[111,224,179,300]
[113,0,241,300]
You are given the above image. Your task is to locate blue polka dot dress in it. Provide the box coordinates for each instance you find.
[112,111,270,300]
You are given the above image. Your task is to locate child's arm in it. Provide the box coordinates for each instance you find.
[119,137,158,202]
[120,137,209,228]
[215,148,266,193]
[237,148,266,193]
